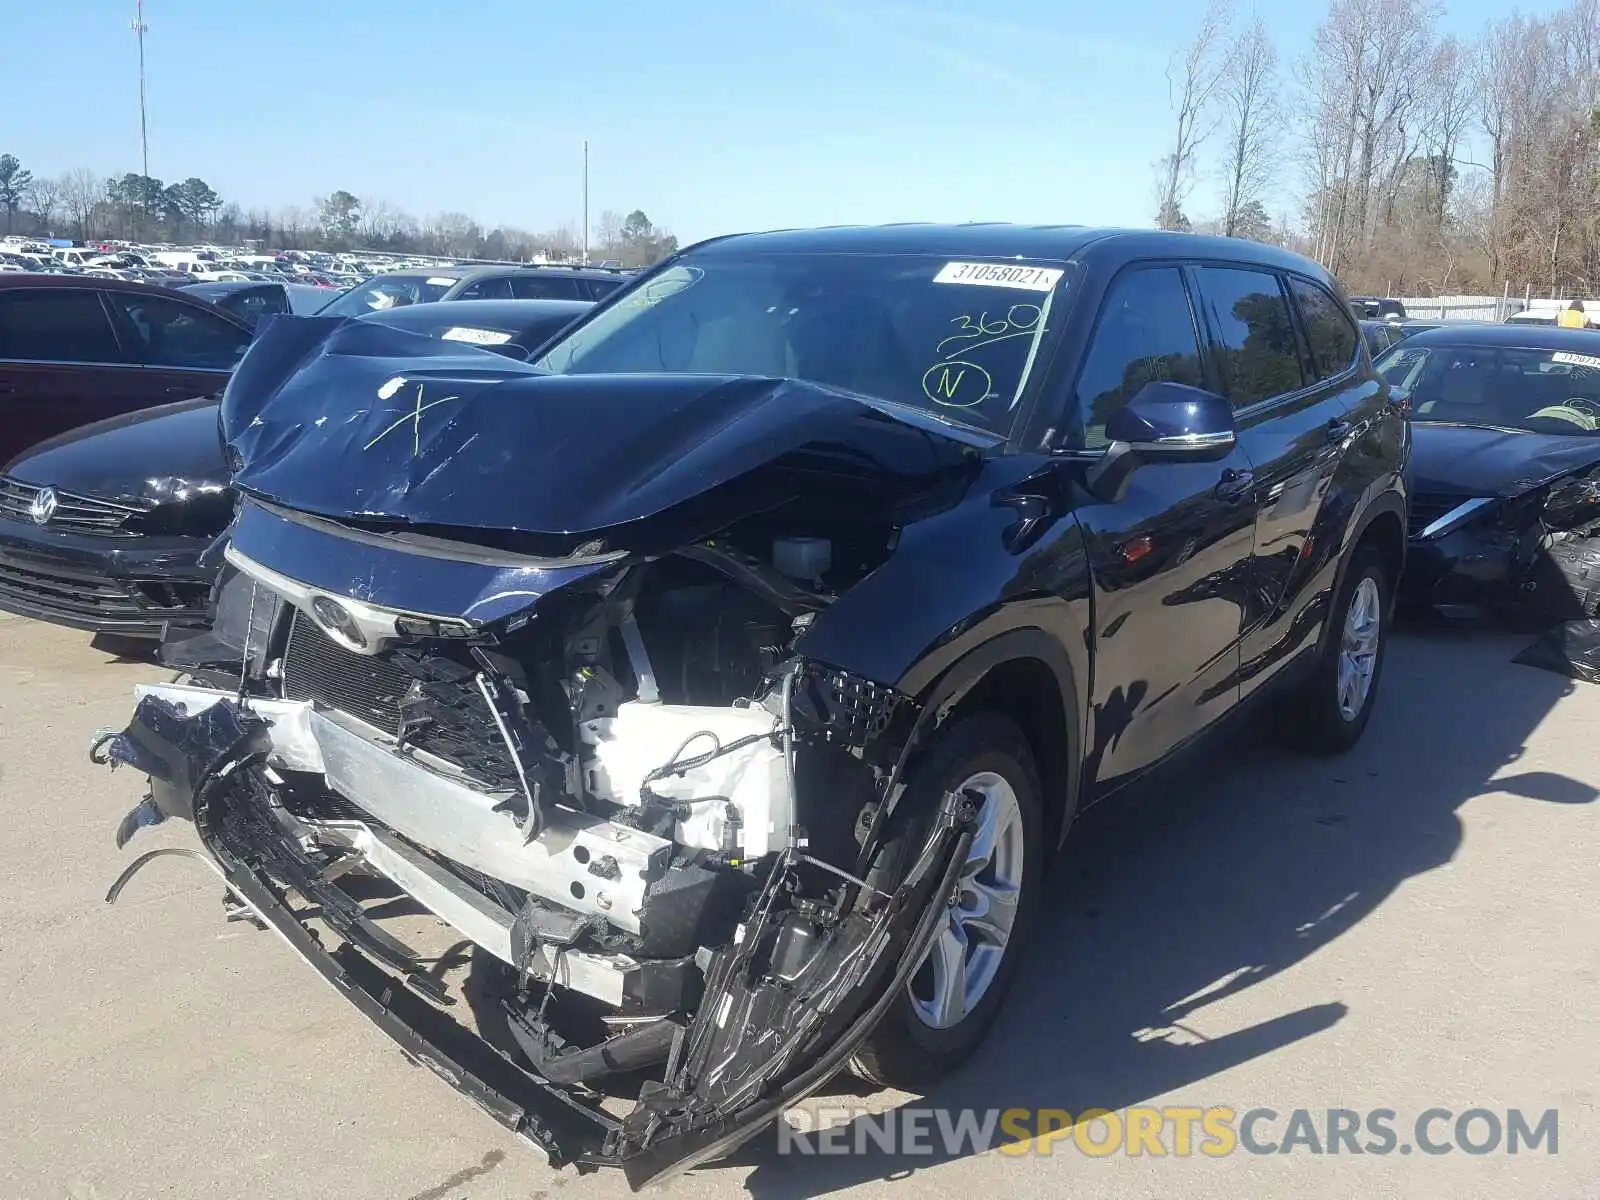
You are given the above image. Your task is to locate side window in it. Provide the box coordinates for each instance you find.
[456,276,516,301]
[583,278,623,300]
[1290,277,1361,380]
[224,287,284,330]
[1193,267,1304,408]
[106,293,251,370]
[1073,266,1206,449]
[509,275,581,300]
[0,289,124,362]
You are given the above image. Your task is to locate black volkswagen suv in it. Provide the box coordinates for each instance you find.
[100,225,1407,1186]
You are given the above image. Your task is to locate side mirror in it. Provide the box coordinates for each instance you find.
[1104,381,1237,461]
[1084,381,1236,502]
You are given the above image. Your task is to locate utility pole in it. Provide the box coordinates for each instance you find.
[132,0,150,178]
[582,140,589,265]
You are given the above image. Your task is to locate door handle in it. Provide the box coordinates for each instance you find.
[1326,418,1352,442]
[1214,467,1255,503]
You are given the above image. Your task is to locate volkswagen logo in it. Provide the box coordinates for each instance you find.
[28,488,58,526]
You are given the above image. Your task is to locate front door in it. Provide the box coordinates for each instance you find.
[1190,266,1370,696]
[1067,264,1258,789]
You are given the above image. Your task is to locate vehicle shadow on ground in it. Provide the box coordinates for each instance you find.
[729,627,1595,1197]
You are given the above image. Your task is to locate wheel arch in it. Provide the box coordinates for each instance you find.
[893,628,1083,856]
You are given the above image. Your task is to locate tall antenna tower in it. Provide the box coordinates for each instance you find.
[132,0,150,177]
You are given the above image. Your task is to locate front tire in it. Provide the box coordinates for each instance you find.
[852,712,1042,1090]
[1281,543,1390,754]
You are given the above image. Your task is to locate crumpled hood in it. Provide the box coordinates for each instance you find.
[222,316,987,536]
[8,396,227,507]
[1411,423,1600,500]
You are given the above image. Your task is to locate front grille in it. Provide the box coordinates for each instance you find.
[0,477,143,537]
[0,559,147,623]
[282,610,412,730]
[280,611,520,788]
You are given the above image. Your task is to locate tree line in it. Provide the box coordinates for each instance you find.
[1155,0,1600,297]
[0,158,678,268]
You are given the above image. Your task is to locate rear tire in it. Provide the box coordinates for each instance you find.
[851,712,1042,1091]
[1279,543,1390,754]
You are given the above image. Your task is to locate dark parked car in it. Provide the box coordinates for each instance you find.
[0,299,595,638]
[0,274,253,468]
[1349,295,1407,320]
[317,263,631,317]
[99,225,1407,1185]
[177,279,336,329]
[1380,324,1600,618]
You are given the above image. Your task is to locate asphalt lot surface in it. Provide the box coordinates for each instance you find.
[2,613,1596,1200]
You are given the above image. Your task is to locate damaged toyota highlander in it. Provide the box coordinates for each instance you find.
[94,225,1408,1187]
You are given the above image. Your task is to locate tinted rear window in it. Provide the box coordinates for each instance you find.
[509,275,583,300]
[0,288,123,362]
[1193,266,1303,407]
[1290,277,1361,379]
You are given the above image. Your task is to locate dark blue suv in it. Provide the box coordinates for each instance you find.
[100,224,1407,1185]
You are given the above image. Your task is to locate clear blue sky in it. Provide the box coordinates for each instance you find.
[1,0,1564,244]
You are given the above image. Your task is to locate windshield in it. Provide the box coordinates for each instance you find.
[529,252,1068,434]
[317,273,454,317]
[1377,342,1600,433]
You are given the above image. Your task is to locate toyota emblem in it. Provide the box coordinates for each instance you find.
[28,487,58,526]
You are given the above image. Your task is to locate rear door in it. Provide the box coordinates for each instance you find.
[0,286,146,467]
[1190,265,1367,696]
[102,290,253,404]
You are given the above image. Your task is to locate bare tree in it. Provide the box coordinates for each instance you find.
[1218,12,1278,238]
[1299,0,1439,274]
[59,168,103,241]
[1154,0,1233,231]
[25,176,60,233]
[358,199,400,245]
[1417,36,1475,226]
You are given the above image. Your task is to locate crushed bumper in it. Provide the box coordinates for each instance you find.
[96,688,974,1187]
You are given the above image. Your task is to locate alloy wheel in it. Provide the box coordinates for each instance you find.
[907,770,1024,1030]
[1337,575,1382,722]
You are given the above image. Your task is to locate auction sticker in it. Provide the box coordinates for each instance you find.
[933,261,1063,292]
[1552,351,1600,369]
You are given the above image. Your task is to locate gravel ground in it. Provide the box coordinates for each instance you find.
[1,613,1595,1200]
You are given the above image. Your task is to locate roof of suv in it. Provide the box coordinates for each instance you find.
[685,223,1326,277]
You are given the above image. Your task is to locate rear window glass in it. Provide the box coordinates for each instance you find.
[1193,266,1303,407]
[0,289,123,362]
[1291,278,1361,378]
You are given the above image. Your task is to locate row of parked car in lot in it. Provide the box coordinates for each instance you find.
[5,224,1599,1187]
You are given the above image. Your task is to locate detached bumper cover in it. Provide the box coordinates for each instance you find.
[97,691,974,1187]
